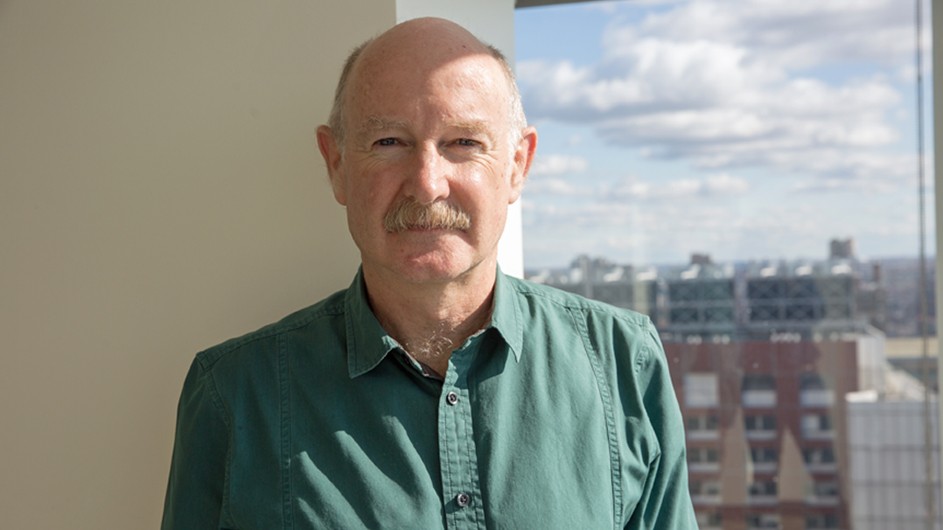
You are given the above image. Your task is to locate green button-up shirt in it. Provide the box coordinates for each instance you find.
[162,270,696,529]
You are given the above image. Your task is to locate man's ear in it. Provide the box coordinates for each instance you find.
[317,125,347,205]
[508,126,538,204]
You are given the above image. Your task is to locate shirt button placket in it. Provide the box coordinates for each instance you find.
[439,350,484,528]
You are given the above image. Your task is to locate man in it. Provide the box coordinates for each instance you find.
[162,17,696,529]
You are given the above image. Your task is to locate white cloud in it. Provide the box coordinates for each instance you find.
[622,0,916,70]
[517,0,918,184]
[706,173,750,194]
[528,154,589,176]
[527,173,749,203]
[524,177,592,196]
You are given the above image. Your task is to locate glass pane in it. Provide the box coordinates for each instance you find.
[516,1,938,529]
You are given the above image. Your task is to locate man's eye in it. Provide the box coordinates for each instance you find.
[455,138,480,148]
[375,138,399,147]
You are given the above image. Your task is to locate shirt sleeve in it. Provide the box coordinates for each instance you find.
[161,356,230,529]
[625,325,699,529]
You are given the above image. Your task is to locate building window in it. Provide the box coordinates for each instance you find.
[685,373,719,407]
[687,414,720,440]
[688,447,721,471]
[742,374,777,407]
[689,447,720,462]
[750,447,778,466]
[799,372,828,390]
[803,447,837,468]
[746,513,782,530]
[802,413,834,439]
[745,414,777,438]
[696,510,723,528]
[799,373,835,407]
[805,513,839,529]
[808,480,841,505]
[690,479,722,504]
[748,480,778,501]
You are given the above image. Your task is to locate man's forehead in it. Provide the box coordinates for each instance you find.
[355,52,503,91]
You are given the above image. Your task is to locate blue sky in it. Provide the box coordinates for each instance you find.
[514,0,934,268]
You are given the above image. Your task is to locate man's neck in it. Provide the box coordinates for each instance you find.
[362,263,497,376]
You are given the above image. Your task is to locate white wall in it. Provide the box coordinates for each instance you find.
[0,0,518,527]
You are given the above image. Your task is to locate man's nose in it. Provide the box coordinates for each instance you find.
[404,144,450,204]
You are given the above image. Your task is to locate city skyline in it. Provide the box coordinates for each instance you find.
[515,0,935,268]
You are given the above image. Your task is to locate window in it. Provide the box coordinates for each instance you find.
[687,413,720,440]
[517,1,937,527]
[802,414,833,438]
[748,480,778,497]
[696,510,723,528]
[747,480,778,505]
[745,414,777,432]
[799,372,836,407]
[690,479,721,499]
[803,447,836,466]
[684,373,719,407]
[687,414,719,431]
[742,374,777,407]
[810,481,840,500]
[805,513,839,529]
[746,513,782,530]
[799,373,828,391]
[688,447,721,471]
[743,374,776,392]
[689,447,720,463]
[750,447,778,464]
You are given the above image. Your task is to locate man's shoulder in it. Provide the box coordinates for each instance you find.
[194,287,349,371]
[505,274,653,330]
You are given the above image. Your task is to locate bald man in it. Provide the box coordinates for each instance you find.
[162,18,696,529]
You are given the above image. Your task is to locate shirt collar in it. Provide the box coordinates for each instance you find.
[344,267,524,379]
[345,269,401,378]
[490,267,524,363]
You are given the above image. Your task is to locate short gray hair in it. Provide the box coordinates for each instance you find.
[327,39,528,148]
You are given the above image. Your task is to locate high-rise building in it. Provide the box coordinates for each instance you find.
[847,388,941,530]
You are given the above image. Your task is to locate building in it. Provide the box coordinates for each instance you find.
[667,336,884,530]
[847,384,940,530]
[528,247,889,341]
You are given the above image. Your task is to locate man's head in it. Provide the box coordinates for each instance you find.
[317,17,537,285]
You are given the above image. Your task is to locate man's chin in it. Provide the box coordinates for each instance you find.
[388,253,484,286]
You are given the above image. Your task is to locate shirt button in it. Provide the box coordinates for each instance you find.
[446,391,459,406]
[456,492,471,507]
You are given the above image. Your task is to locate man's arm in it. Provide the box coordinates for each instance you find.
[161,357,230,529]
[625,327,698,529]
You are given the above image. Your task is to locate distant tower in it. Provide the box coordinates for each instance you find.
[829,238,855,260]
[690,253,713,266]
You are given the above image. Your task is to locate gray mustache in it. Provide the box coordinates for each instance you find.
[383,198,471,233]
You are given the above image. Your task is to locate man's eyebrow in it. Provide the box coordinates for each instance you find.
[355,116,408,137]
[448,120,491,135]
[353,117,496,140]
